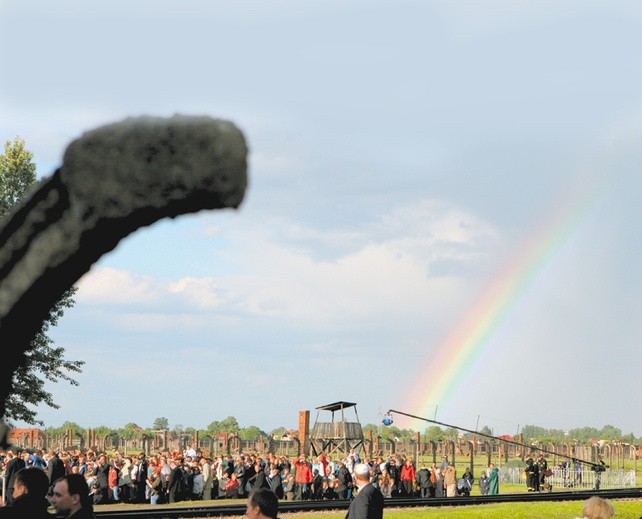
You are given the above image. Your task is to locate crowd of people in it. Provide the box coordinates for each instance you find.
[1,445,504,507]
[0,447,622,519]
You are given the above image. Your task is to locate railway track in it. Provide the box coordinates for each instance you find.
[94,488,642,518]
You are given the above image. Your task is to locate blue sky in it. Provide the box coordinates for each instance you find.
[1,1,640,437]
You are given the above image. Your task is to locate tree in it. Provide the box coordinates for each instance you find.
[444,427,459,440]
[0,137,84,425]
[424,425,444,441]
[622,432,637,444]
[599,425,623,440]
[45,421,84,439]
[521,425,548,440]
[239,426,266,441]
[0,137,35,215]
[207,416,240,434]
[120,422,142,441]
[568,427,600,442]
[93,425,113,438]
[153,417,169,431]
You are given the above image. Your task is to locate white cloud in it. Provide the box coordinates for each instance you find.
[74,199,499,337]
[169,278,225,309]
[223,200,499,326]
[77,267,163,305]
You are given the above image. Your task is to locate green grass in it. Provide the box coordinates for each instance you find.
[277,500,642,519]
[99,498,642,519]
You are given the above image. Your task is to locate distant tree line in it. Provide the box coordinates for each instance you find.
[42,418,640,444]
[43,417,274,442]
[518,424,637,444]
[363,423,639,444]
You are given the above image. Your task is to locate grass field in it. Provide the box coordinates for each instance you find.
[99,497,642,519]
[274,500,642,519]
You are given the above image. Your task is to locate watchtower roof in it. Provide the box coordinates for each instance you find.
[315,401,357,412]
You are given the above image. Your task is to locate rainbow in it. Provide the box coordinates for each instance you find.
[400,181,600,428]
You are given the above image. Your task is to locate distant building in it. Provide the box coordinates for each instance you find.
[7,428,46,449]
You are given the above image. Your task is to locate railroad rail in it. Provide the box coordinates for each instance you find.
[94,488,642,518]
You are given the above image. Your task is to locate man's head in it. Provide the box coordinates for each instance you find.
[582,496,615,519]
[50,474,92,517]
[353,463,371,484]
[13,467,49,501]
[246,488,279,519]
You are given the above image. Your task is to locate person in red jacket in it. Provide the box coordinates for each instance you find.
[293,455,312,500]
[108,461,120,503]
[400,458,416,497]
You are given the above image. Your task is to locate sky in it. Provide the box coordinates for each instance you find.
[1,1,640,438]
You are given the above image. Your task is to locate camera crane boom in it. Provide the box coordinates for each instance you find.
[385,409,604,469]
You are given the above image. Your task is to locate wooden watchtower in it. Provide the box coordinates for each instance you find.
[308,401,364,457]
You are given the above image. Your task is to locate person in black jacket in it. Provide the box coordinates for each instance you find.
[311,469,324,500]
[525,454,537,492]
[345,464,383,519]
[0,467,52,518]
[336,461,352,499]
[46,450,66,489]
[135,453,148,503]
[91,454,110,504]
[241,458,255,498]
[252,462,268,492]
[415,464,431,498]
[536,454,548,491]
[168,459,186,503]
[3,449,26,504]
[266,465,283,499]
